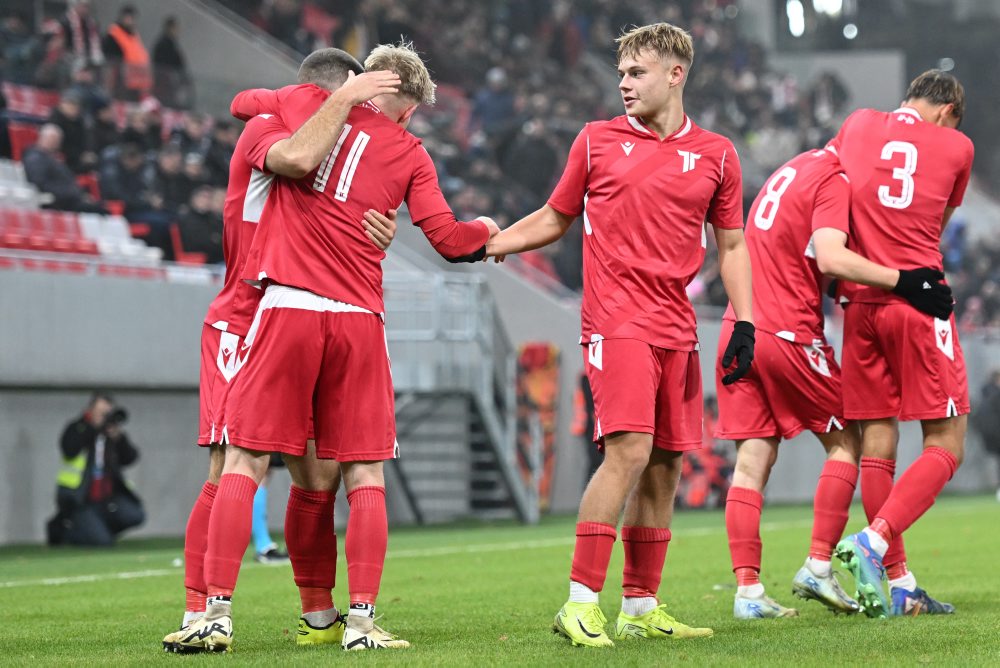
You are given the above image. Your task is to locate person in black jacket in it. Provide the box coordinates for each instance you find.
[47,392,145,546]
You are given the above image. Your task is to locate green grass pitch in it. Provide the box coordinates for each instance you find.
[2,495,998,666]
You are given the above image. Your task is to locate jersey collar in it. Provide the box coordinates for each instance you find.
[627,114,692,141]
[892,106,923,121]
[361,100,382,114]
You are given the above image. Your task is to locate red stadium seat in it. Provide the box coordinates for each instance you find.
[8,123,40,162]
[170,223,207,265]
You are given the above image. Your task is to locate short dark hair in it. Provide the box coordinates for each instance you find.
[297,48,364,90]
[90,390,114,406]
[904,69,965,123]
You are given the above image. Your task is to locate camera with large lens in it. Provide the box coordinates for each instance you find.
[105,407,129,427]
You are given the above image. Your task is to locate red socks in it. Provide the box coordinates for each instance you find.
[204,473,258,598]
[346,486,387,606]
[621,526,671,598]
[285,486,337,613]
[183,481,217,612]
[570,522,617,592]
[726,487,763,586]
[809,460,858,560]
[873,447,958,542]
[860,456,907,569]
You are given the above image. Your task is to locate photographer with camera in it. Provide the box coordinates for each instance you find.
[47,392,145,546]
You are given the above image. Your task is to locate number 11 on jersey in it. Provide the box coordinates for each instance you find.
[312,123,370,202]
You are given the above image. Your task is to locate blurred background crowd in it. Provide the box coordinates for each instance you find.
[2,0,999,334]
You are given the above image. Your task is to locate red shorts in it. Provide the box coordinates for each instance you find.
[583,337,702,451]
[224,285,396,461]
[842,303,969,421]
[714,331,846,441]
[198,324,244,446]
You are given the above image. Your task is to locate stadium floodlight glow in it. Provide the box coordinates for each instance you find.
[787,0,805,37]
[813,0,843,16]
[939,57,955,71]
[843,23,858,39]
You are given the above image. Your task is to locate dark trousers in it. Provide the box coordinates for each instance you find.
[52,493,145,546]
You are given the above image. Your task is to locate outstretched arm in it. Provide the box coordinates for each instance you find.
[485,205,575,259]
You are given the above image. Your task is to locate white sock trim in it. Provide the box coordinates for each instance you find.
[889,571,917,592]
[569,581,599,604]
[805,557,831,577]
[736,583,765,598]
[862,527,889,557]
[621,596,656,616]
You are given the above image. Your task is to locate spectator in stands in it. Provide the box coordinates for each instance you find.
[202,119,238,186]
[120,104,162,153]
[147,143,193,214]
[102,5,151,101]
[152,16,193,109]
[48,90,95,173]
[471,67,516,138]
[176,185,223,263]
[47,392,144,547]
[22,124,105,213]
[170,112,209,157]
[1,10,43,85]
[64,61,110,114]
[58,0,104,72]
[99,141,171,258]
[90,100,120,155]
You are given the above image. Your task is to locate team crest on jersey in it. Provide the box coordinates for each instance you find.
[216,332,241,382]
[621,141,635,156]
[934,318,954,360]
[678,150,701,173]
[803,343,831,377]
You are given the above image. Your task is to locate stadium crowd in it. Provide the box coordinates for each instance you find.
[1,0,997,334]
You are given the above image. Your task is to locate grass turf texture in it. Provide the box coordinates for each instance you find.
[2,495,997,666]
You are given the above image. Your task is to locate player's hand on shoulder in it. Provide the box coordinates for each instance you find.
[363,208,397,251]
[721,321,755,386]
[337,70,401,105]
[891,267,954,320]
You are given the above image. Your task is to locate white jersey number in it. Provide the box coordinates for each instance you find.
[877,141,917,209]
[753,166,797,230]
[312,123,370,202]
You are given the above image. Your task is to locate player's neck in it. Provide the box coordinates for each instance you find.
[640,100,685,140]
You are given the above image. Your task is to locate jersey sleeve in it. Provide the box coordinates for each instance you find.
[239,114,292,174]
[707,143,744,229]
[811,172,851,234]
[546,126,589,217]
[230,88,279,121]
[947,139,974,208]
[403,146,454,222]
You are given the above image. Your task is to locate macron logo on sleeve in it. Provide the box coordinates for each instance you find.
[678,150,701,173]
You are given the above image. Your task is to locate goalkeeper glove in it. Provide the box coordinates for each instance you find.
[892,268,954,320]
[721,320,755,386]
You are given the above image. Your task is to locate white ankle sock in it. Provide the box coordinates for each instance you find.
[569,581,599,604]
[861,527,889,556]
[348,603,374,619]
[889,571,917,592]
[182,610,203,626]
[205,596,231,621]
[621,596,656,616]
[303,607,339,627]
[737,583,765,598]
[805,557,831,577]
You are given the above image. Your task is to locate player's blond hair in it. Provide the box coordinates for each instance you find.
[364,41,436,105]
[616,22,694,67]
[905,69,965,123]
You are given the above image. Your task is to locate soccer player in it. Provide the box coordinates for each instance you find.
[486,23,752,647]
[177,42,499,653]
[832,70,973,617]
[163,50,401,651]
[716,144,954,619]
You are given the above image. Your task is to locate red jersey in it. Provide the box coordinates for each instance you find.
[832,107,974,304]
[723,148,850,343]
[240,91,488,312]
[202,115,286,337]
[548,115,743,350]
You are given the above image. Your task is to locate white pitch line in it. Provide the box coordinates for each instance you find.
[0,518,813,590]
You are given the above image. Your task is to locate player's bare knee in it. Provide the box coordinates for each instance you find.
[922,415,967,466]
[602,432,653,480]
[286,455,339,492]
[223,445,271,483]
[341,461,385,492]
[206,444,226,485]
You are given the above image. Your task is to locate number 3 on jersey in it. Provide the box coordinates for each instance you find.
[312,123,370,201]
[877,140,917,209]
[753,165,797,230]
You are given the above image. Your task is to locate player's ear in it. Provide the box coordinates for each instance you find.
[670,61,687,88]
[398,103,418,127]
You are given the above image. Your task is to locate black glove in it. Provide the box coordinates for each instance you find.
[721,321,755,386]
[445,245,487,263]
[892,268,954,320]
